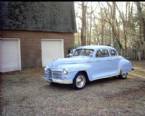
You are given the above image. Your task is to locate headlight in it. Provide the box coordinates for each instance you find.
[63,68,68,75]
[44,67,48,71]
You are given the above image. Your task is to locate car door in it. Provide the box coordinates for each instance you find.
[107,48,120,76]
[90,49,111,80]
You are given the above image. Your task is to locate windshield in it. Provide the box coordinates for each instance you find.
[73,49,94,56]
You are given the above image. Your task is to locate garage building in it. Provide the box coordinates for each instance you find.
[0,2,76,72]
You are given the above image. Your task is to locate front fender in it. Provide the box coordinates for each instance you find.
[62,63,91,81]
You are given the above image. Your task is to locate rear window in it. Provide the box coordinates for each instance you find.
[96,49,109,57]
[110,49,117,56]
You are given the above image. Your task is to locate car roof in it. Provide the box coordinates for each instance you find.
[76,45,115,50]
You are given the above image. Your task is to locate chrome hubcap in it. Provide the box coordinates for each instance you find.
[122,73,127,78]
[76,75,86,88]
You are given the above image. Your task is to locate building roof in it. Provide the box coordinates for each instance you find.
[0,2,77,33]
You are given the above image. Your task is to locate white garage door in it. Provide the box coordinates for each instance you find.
[0,39,21,72]
[41,39,64,67]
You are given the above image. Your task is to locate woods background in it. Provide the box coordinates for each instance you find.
[74,2,145,61]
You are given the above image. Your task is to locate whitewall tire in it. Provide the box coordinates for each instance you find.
[119,71,128,79]
[73,73,87,89]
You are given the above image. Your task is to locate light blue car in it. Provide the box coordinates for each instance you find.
[44,45,134,89]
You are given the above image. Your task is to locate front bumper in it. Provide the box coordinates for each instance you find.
[52,78,72,84]
[43,76,73,84]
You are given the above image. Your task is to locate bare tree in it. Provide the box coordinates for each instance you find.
[115,2,128,53]
[104,2,123,49]
[136,2,145,41]
[88,3,93,45]
[81,2,87,45]
[74,2,145,60]
[136,2,145,60]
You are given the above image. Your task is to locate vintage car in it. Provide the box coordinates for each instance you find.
[44,45,133,89]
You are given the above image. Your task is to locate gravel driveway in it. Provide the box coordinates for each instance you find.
[1,61,145,116]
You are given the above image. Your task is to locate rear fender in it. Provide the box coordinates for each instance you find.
[119,58,133,74]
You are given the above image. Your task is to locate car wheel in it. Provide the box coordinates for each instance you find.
[119,71,128,79]
[73,73,87,89]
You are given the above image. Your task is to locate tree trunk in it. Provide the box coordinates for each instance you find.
[89,3,93,45]
[136,2,145,41]
[136,2,145,60]
[81,3,87,46]
[137,51,142,61]
[112,2,116,47]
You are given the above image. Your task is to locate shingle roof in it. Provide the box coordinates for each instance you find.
[0,2,77,33]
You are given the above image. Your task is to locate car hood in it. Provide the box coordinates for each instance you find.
[48,56,91,68]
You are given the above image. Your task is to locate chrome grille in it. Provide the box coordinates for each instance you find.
[52,71,62,79]
[45,69,52,79]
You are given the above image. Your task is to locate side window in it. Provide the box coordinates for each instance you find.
[96,49,109,57]
[85,49,94,56]
[101,49,109,57]
[110,49,117,56]
[73,49,81,56]
[96,50,102,57]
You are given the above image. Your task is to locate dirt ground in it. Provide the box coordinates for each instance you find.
[0,61,145,116]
